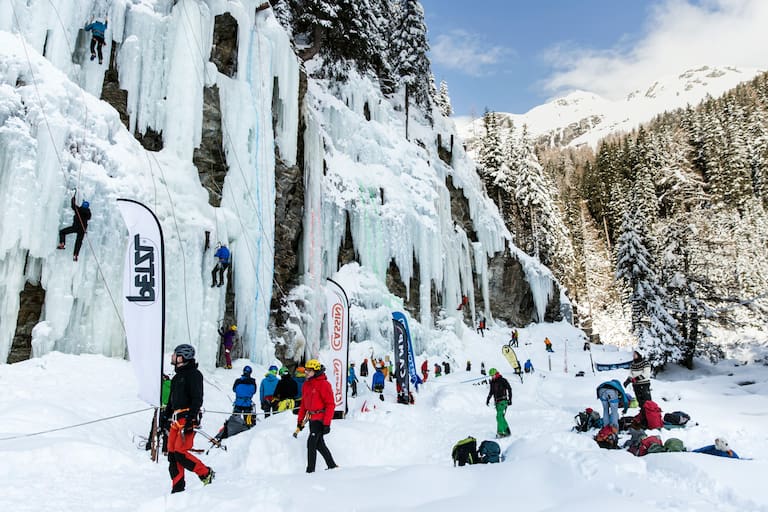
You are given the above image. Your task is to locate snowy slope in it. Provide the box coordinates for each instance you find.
[1,323,766,512]
[457,66,764,148]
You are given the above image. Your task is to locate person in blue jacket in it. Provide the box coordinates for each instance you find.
[693,438,739,458]
[232,365,257,414]
[212,242,231,287]
[524,359,534,373]
[348,363,359,397]
[260,365,279,417]
[371,364,385,400]
[596,379,629,429]
[84,17,108,64]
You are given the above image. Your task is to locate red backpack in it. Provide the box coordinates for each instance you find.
[642,401,663,429]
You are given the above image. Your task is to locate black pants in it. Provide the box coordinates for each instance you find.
[59,226,86,256]
[90,35,105,61]
[633,381,652,407]
[306,420,336,473]
[212,262,230,286]
[350,380,357,397]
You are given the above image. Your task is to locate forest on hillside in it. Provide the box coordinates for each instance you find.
[474,72,768,371]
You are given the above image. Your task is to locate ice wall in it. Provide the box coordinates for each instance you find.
[0,1,299,365]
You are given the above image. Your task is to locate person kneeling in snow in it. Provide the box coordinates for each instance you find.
[693,438,739,458]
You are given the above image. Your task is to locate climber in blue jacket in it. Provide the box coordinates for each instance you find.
[85,17,108,65]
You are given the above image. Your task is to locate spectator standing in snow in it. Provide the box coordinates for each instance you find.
[232,365,257,415]
[480,362,486,376]
[544,337,554,352]
[624,350,652,407]
[433,363,442,377]
[466,360,472,372]
[273,367,299,412]
[260,365,279,417]
[486,368,512,438]
[443,361,451,375]
[360,358,369,377]
[421,359,429,382]
[347,363,359,398]
[296,359,338,473]
[293,366,306,410]
[510,329,519,347]
[524,359,534,374]
[371,364,386,398]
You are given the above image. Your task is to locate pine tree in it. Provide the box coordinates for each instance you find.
[477,109,503,181]
[435,80,453,117]
[391,0,431,108]
[615,186,683,370]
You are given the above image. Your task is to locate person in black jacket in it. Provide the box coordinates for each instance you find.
[165,344,214,493]
[486,368,512,438]
[57,195,91,261]
[273,367,299,412]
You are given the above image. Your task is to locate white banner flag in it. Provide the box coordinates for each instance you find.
[117,199,165,407]
[325,278,349,417]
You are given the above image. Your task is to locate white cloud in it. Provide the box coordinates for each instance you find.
[430,29,514,76]
[543,0,768,99]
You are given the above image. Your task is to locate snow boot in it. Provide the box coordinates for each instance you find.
[73,255,78,262]
[200,468,215,485]
[90,53,96,61]
[57,243,65,249]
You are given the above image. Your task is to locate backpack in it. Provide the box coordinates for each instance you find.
[635,400,663,430]
[478,440,502,463]
[452,437,478,466]
[618,416,635,432]
[663,438,686,452]
[630,435,663,456]
[663,411,691,426]
[594,425,618,449]
[574,410,602,432]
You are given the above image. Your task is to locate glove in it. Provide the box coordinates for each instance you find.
[323,425,331,435]
[623,378,631,388]
[183,418,195,434]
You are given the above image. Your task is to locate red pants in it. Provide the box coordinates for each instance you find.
[167,419,209,493]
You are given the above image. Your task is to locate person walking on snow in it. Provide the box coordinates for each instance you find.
[347,363,359,398]
[164,344,214,493]
[57,194,91,261]
[421,359,429,382]
[544,337,554,352]
[84,17,107,64]
[218,324,237,369]
[296,359,338,473]
[596,379,629,430]
[211,242,231,287]
[486,368,512,438]
[477,316,486,337]
[510,329,519,347]
[360,358,369,377]
[624,350,652,407]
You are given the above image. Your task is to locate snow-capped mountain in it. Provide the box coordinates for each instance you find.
[457,65,764,148]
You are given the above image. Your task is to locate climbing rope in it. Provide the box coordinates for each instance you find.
[0,407,153,442]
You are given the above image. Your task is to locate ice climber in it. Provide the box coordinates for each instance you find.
[84,17,107,64]
[57,195,91,261]
[211,242,231,287]
[218,324,237,369]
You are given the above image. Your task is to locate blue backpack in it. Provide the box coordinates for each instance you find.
[478,440,502,463]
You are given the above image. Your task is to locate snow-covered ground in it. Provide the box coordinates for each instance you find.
[2,322,766,512]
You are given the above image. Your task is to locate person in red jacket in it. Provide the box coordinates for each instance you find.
[296,359,338,473]
[421,359,429,382]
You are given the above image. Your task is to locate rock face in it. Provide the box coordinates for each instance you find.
[487,251,561,326]
[100,44,129,130]
[210,14,238,78]
[193,85,227,206]
[9,282,45,364]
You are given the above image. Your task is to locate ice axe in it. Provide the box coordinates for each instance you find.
[293,412,309,438]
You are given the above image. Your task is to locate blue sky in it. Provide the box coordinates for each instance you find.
[420,0,768,116]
